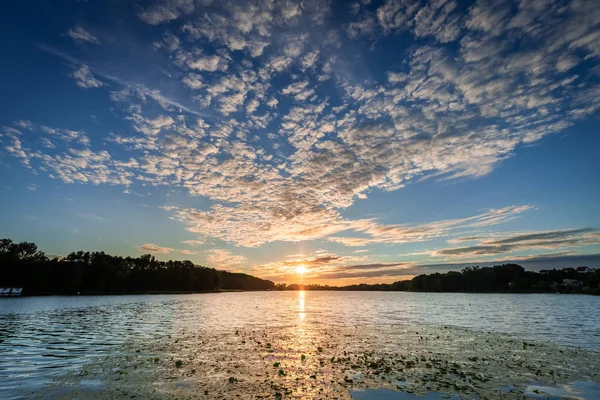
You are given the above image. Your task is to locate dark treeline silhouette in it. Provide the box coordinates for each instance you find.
[0,239,274,295]
[2,239,598,296]
[275,264,600,295]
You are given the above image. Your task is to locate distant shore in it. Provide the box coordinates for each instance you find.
[2,238,599,296]
[9,288,251,296]
[9,288,599,297]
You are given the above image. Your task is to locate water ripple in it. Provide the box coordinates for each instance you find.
[0,292,599,398]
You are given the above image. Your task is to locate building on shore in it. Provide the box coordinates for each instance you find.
[0,288,23,297]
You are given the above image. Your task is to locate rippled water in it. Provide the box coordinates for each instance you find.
[1,292,599,398]
[352,380,600,400]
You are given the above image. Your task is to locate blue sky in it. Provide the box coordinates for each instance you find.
[0,0,599,284]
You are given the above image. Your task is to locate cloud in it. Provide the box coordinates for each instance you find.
[206,249,247,270]
[347,13,377,38]
[259,253,600,282]
[109,83,210,118]
[187,54,228,72]
[317,266,414,280]
[253,252,411,281]
[67,26,100,44]
[430,228,600,258]
[342,262,408,271]
[327,205,534,247]
[5,0,599,260]
[39,137,55,148]
[182,73,203,89]
[181,239,205,246]
[281,80,315,101]
[139,243,173,253]
[72,65,103,89]
[76,212,107,222]
[2,121,137,186]
[492,228,597,245]
[38,44,212,119]
[15,120,90,144]
[137,0,195,25]
[179,249,197,255]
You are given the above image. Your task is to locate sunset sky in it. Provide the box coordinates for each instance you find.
[1,0,599,285]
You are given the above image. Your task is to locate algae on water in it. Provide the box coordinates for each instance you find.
[32,324,600,399]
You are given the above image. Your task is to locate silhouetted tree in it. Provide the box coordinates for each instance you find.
[0,238,274,295]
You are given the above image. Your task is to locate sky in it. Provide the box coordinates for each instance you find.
[0,0,599,286]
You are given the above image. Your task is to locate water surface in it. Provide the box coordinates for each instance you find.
[1,292,599,398]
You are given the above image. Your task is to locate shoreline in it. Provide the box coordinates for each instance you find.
[9,289,599,297]
[11,288,254,296]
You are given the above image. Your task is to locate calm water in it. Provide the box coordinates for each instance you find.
[1,292,599,397]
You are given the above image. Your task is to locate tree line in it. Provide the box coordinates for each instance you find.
[2,238,598,295]
[275,264,600,295]
[0,239,274,295]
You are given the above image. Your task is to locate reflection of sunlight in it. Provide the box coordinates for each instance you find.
[298,290,305,322]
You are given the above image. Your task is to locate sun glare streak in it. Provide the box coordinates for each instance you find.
[298,290,305,322]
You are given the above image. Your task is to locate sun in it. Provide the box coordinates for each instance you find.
[295,265,307,275]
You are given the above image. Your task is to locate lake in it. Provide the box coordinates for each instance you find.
[1,291,599,399]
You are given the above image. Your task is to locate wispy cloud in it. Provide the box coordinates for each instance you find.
[137,0,196,25]
[76,212,107,222]
[178,249,197,255]
[181,239,205,247]
[67,25,100,44]
[327,205,534,247]
[430,228,600,259]
[138,243,173,254]
[37,44,211,118]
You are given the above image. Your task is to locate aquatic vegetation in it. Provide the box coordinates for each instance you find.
[32,324,600,399]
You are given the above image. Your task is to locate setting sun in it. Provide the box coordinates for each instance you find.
[295,265,307,275]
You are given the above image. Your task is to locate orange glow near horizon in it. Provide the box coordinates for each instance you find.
[273,274,417,287]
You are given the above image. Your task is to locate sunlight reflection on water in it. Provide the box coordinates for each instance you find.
[298,290,306,322]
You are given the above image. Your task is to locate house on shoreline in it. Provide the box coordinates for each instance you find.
[0,288,23,297]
